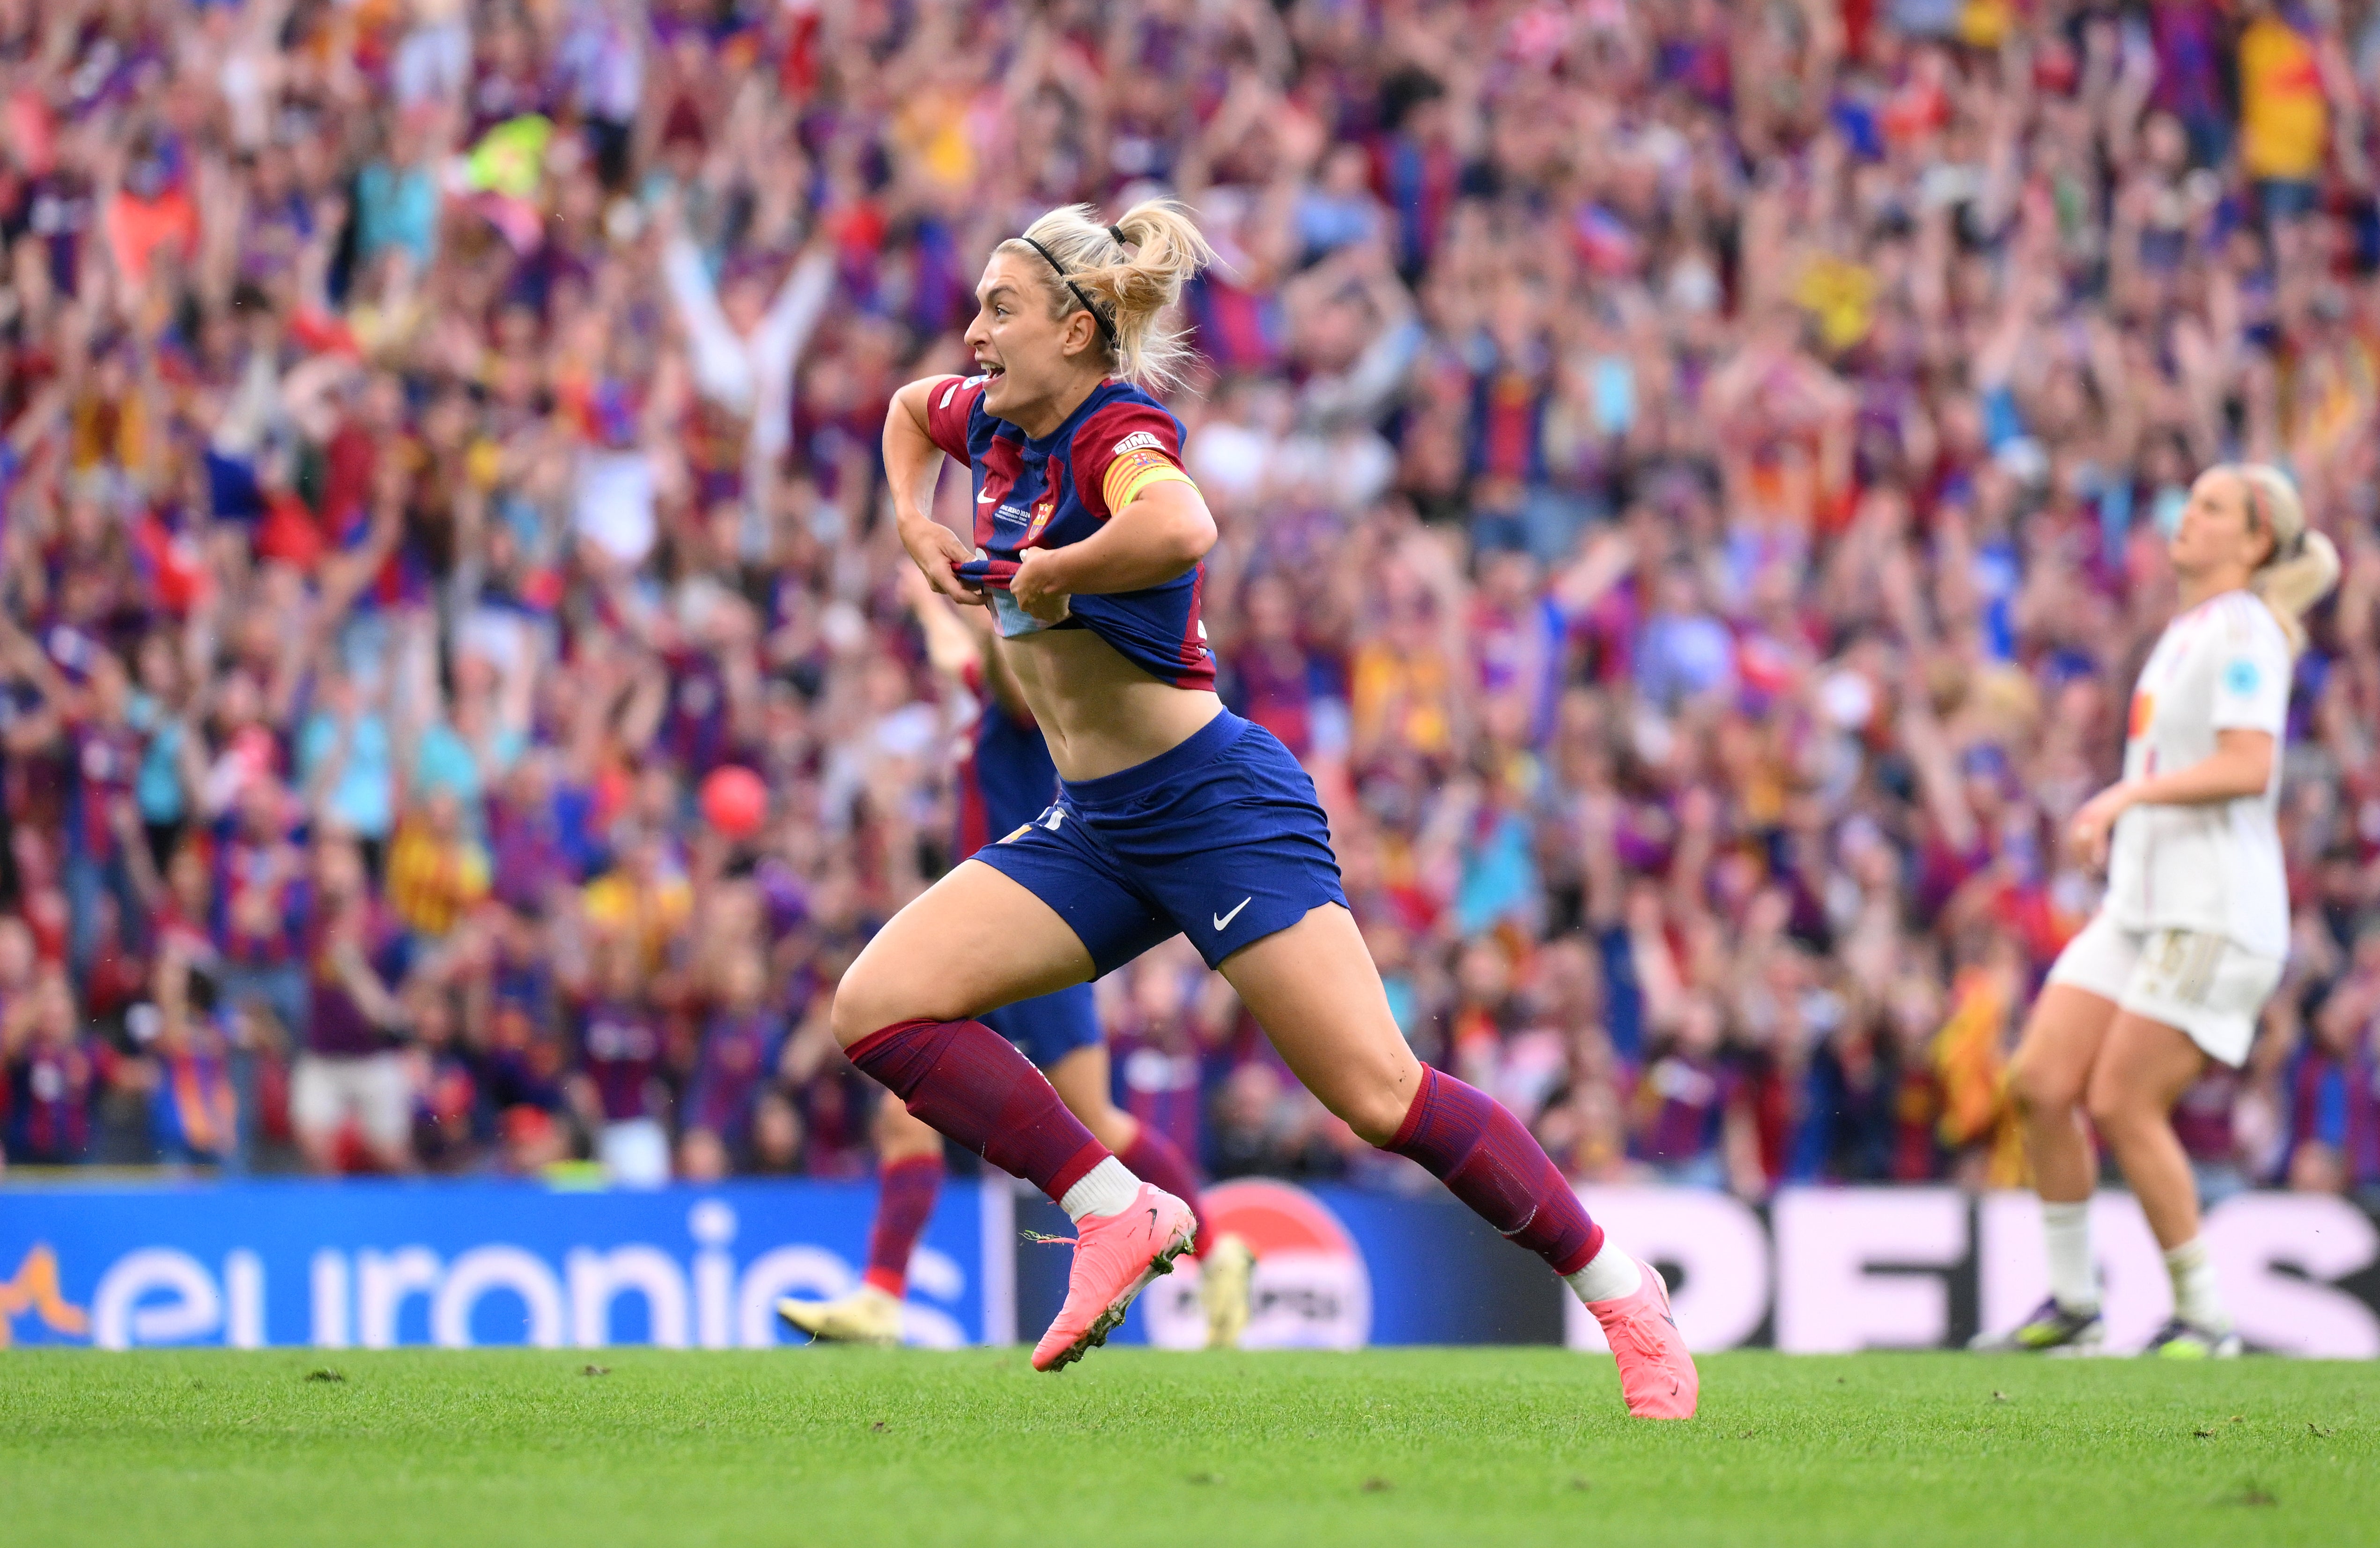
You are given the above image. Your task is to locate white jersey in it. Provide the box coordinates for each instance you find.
[2104,591,2293,957]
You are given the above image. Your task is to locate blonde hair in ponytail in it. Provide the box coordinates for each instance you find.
[1000,199,1216,394]
[2221,462,2341,655]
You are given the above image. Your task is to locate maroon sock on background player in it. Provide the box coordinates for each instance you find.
[1121,1127,1212,1256]
[847,1020,1111,1203]
[861,1155,945,1297]
[1381,1065,1602,1276]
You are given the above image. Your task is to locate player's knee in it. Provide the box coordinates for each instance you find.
[1338,1081,1417,1149]
[2007,1052,2078,1123]
[830,969,901,1049]
[830,964,974,1049]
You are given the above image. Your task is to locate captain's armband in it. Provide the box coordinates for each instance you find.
[1102,447,1196,514]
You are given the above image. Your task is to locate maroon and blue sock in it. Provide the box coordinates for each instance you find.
[1121,1126,1212,1257]
[846,1019,1110,1203]
[862,1155,945,1297]
[1382,1065,1603,1276]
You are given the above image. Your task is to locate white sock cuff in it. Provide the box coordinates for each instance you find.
[1564,1240,1643,1305]
[1059,1156,1140,1222]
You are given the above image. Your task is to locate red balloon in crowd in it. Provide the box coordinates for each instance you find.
[699,766,769,840]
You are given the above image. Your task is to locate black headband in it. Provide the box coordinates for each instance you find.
[1018,235,1117,350]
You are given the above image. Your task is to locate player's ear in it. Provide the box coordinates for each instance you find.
[1059,309,1099,362]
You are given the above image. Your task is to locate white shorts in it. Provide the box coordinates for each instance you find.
[2045,913,2282,1067]
[290,1052,412,1150]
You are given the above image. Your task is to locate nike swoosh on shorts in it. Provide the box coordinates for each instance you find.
[1212,897,1251,931]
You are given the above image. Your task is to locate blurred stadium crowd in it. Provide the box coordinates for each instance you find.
[4,0,2380,1203]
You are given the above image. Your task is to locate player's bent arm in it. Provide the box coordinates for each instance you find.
[886,377,982,605]
[2121,729,2277,808]
[883,377,949,523]
[1026,480,1218,599]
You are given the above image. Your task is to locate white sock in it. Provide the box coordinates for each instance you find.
[2043,1201,2099,1314]
[2165,1237,2229,1332]
[1564,1238,1643,1304]
[1059,1157,1140,1222]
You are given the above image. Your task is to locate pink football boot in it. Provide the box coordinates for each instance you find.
[1030,1183,1197,1372]
[1588,1258,1699,1419]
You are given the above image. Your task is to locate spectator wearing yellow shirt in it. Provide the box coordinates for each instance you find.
[384,789,490,943]
[2238,2,2339,220]
[579,824,694,975]
[1348,530,1469,765]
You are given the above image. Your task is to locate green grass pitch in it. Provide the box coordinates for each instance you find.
[2,1348,2371,1547]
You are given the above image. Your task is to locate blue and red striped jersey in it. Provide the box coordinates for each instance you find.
[925,375,1214,691]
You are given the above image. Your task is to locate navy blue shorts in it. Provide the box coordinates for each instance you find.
[972,709,1348,976]
[980,984,1101,1071]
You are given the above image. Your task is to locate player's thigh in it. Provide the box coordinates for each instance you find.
[831,859,1096,1046]
[1218,902,1421,1146]
[2007,983,2121,1117]
[2084,1011,2209,1131]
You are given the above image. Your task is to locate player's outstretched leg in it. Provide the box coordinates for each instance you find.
[833,862,1190,1373]
[779,1098,943,1345]
[1223,904,1695,1418]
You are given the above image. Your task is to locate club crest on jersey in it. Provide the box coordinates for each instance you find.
[1024,491,1057,543]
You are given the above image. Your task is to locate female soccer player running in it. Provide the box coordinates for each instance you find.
[835,199,1694,1416]
[780,576,1254,1348]
[1981,465,2338,1357]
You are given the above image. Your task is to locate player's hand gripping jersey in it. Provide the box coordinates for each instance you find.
[925,374,1213,688]
[2106,591,2293,958]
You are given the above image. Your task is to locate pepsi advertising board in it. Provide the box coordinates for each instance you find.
[5,1179,2377,1356]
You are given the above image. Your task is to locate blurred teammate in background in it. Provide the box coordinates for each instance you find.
[1981,467,2339,1358]
[833,199,1692,1415]
[781,571,1252,1348]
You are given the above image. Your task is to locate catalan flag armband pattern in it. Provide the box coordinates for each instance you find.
[1102,447,1194,513]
